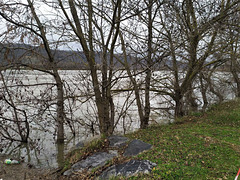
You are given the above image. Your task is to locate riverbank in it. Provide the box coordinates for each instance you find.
[124,99,240,179]
[1,99,240,179]
[0,155,55,180]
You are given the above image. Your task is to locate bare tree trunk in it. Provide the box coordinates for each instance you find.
[62,0,121,136]
[174,90,185,117]
[208,79,224,103]
[185,84,198,113]
[230,42,240,97]
[141,0,153,129]
[119,32,145,126]
[27,0,65,142]
[199,72,209,112]
[232,69,240,97]
[54,69,65,142]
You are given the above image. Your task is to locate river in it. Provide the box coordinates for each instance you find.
[0,70,235,168]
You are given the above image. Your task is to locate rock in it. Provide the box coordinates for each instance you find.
[108,150,118,156]
[63,152,117,176]
[107,135,128,148]
[99,160,157,179]
[63,169,73,176]
[64,137,155,178]
[123,139,152,156]
[75,141,84,149]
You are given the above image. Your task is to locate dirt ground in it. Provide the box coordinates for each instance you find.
[0,156,58,180]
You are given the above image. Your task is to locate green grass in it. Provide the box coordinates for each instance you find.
[122,99,240,179]
[63,99,240,179]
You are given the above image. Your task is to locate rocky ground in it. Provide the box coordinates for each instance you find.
[62,135,155,179]
[0,135,155,180]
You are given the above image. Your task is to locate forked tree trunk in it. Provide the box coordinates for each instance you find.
[175,98,185,118]
[174,89,185,118]
[63,0,121,137]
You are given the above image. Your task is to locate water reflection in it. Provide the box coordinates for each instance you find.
[1,141,40,166]
[0,70,236,169]
[0,129,91,169]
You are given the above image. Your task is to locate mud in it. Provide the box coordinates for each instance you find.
[0,155,56,180]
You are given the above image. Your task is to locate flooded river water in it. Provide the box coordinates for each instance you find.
[0,70,235,169]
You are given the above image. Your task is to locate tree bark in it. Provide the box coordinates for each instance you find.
[141,0,153,129]
[64,0,122,136]
[54,69,65,143]
[27,0,65,142]
[199,72,209,112]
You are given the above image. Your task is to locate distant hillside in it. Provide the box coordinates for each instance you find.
[0,43,130,70]
[0,43,92,69]
[0,43,170,70]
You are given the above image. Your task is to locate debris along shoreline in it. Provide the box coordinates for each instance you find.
[0,155,54,180]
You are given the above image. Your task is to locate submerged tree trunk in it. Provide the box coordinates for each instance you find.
[27,0,65,143]
[54,69,65,143]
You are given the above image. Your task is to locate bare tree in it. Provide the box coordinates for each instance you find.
[198,2,240,109]
[0,68,30,142]
[227,14,240,97]
[57,0,122,136]
[0,1,66,142]
[118,0,167,128]
[155,0,240,117]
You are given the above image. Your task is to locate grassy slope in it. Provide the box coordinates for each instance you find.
[124,99,240,180]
